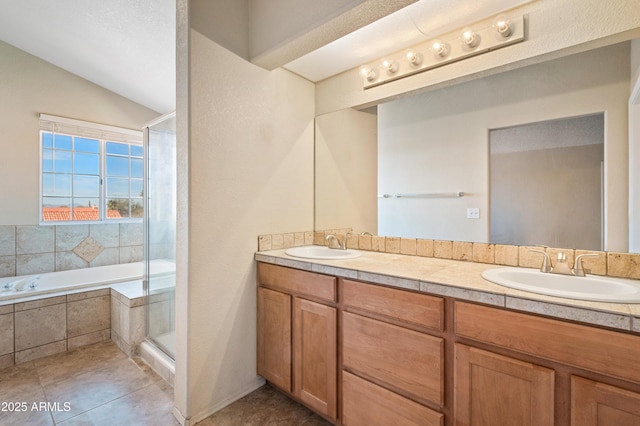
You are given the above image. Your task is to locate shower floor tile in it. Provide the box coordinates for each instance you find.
[0,341,332,425]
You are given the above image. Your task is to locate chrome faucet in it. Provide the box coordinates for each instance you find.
[325,233,351,250]
[529,248,598,276]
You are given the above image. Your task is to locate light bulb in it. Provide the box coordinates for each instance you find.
[431,40,449,58]
[406,51,422,65]
[494,15,512,37]
[360,66,376,82]
[462,28,479,48]
[383,60,398,74]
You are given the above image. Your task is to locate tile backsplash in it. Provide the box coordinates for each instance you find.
[257,228,640,281]
[0,223,143,278]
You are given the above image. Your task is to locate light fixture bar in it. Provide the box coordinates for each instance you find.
[362,14,525,89]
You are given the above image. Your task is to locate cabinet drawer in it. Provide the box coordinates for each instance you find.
[342,311,443,406]
[343,279,443,331]
[342,371,443,426]
[455,302,640,384]
[258,263,336,302]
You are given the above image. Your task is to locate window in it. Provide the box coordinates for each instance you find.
[39,114,144,224]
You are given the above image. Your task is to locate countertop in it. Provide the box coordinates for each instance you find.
[255,248,640,334]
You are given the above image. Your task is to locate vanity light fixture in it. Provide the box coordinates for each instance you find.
[360,66,376,82]
[360,13,525,89]
[431,40,449,58]
[461,28,479,48]
[406,51,422,66]
[383,60,398,74]
[494,15,512,37]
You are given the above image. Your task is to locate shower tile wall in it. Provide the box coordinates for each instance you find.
[0,223,143,278]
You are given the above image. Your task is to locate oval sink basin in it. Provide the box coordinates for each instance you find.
[285,246,361,260]
[482,267,640,303]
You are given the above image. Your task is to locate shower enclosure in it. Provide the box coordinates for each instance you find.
[144,112,176,359]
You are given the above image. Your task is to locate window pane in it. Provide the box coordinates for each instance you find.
[42,149,54,173]
[73,175,100,197]
[42,173,72,196]
[106,155,129,177]
[106,177,130,197]
[74,152,99,175]
[130,158,143,178]
[130,145,143,157]
[42,132,53,148]
[42,197,72,222]
[130,179,143,197]
[106,142,129,155]
[73,198,100,221]
[54,134,72,150]
[75,137,99,153]
[130,198,143,218]
[54,150,72,173]
[107,198,129,218]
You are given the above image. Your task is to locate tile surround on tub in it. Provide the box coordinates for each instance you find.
[257,229,640,281]
[0,223,143,278]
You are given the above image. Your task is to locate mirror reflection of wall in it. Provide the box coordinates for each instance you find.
[489,114,604,250]
[342,42,630,251]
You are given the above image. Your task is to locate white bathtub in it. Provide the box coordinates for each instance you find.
[0,260,175,304]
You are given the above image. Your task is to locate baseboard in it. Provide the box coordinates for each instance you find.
[188,376,266,425]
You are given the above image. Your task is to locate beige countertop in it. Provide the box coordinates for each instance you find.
[255,248,640,334]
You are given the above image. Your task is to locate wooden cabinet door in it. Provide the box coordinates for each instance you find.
[257,287,292,392]
[293,297,337,421]
[454,344,554,426]
[572,376,640,425]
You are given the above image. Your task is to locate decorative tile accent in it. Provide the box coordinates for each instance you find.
[73,237,105,263]
[90,248,120,267]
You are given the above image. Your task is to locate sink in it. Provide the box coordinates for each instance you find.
[482,267,640,303]
[285,246,361,260]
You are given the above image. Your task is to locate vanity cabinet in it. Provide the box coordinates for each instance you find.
[341,279,445,425]
[257,263,338,421]
[454,301,640,425]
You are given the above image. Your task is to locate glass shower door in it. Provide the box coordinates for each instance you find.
[144,112,176,359]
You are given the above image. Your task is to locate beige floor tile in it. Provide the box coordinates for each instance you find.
[57,382,178,425]
[34,340,128,386]
[43,357,156,423]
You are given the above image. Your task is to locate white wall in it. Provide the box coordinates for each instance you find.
[378,44,629,250]
[0,40,159,225]
[174,2,315,423]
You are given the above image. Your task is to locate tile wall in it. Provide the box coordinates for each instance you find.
[257,229,640,281]
[0,288,111,368]
[0,223,144,278]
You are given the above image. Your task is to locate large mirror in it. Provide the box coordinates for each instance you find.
[315,41,636,253]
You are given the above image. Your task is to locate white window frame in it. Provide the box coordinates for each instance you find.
[39,114,144,225]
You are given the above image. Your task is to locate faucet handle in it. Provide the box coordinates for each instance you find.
[572,253,599,277]
[528,248,553,273]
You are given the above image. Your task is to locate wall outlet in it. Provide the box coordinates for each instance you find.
[467,207,480,219]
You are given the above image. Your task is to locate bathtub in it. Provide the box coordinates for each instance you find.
[0,260,175,304]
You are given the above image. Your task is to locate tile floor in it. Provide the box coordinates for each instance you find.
[0,341,331,425]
